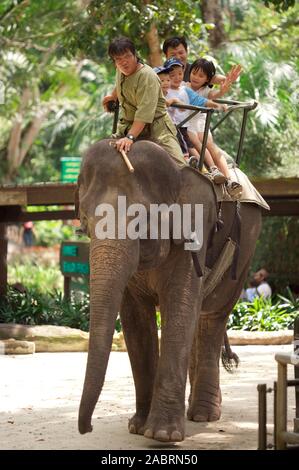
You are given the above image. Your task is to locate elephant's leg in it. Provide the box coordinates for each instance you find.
[187,310,226,422]
[120,287,159,436]
[144,249,201,442]
[188,259,252,422]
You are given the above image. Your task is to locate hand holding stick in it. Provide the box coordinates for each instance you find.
[120,149,134,173]
[109,140,135,173]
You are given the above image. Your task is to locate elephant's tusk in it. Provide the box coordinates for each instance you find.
[119,149,135,173]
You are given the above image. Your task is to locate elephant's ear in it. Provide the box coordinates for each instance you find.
[173,167,217,247]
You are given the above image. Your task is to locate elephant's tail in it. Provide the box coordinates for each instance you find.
[221,330,240,373]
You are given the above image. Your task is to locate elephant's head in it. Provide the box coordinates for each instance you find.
[77,139,217,434]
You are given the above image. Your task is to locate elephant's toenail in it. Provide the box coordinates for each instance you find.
[144,429,153,439]
[154,430,169,441]
[193,415,206,422]
[170,430,183,441]
[129,424,136,434]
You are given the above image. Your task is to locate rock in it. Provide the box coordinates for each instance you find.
[0,324,89,352]
[0,338,35,355]
[0,324,294,352]
[227,330,293,345]
[112,332,126,352]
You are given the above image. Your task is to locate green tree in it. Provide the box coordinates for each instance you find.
[213,0,299,177]
[0,0,86,181]
[64,0,206,64]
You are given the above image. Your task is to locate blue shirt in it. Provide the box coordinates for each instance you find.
[184,87,208,107]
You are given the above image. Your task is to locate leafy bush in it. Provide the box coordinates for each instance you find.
[228,291,299,331]
[8,259,64,293]
[32,220,87,247]
[33,220,74,247]
[0,287,90,331]
[24,207,89,247]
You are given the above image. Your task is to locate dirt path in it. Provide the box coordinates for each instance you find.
[0,345,295,450]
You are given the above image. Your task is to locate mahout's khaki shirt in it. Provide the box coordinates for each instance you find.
[115,63,186,167]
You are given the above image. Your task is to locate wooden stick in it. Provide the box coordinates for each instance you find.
[120,149,134,173]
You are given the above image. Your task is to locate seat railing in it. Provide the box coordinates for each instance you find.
[171,99,258,170]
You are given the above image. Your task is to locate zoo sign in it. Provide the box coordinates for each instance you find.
[60,241,89,277]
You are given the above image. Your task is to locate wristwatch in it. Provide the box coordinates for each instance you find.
[126,134,136,142]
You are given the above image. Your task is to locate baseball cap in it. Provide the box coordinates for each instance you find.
[163,57,184,69]
[153,65,170,75]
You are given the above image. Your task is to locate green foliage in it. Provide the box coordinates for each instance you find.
[214,46,299,177]
[32,220,80,247]
[115,316,122,333]
[8,257,63,292]
[0,287,121,333]
[251,217,299,291]
[0,287,90,331]
[213,1,299,178]
[1,0,298,183]
[64,0,205,61]
[228,292,299,331]
[156,310,161,329]
[263,0,295,12]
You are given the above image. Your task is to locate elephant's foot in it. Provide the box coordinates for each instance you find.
[128,412,148,436]
[144,412,185,442]
[187,387,222,422]
[78,416,93,434]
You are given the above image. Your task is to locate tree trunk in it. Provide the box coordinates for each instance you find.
[201,0,226,48]
[17,108,49,166]
[143,0,162,66]
[145,22,162,66]
[6,87,31,177]
[6,79,65,181]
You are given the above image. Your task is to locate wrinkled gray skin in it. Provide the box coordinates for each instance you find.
[77,139,261,443]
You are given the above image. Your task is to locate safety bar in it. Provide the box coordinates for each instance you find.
[171,99,257,113]
[171,99,258,170]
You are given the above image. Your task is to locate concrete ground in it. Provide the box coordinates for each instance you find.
[0,345,296,450]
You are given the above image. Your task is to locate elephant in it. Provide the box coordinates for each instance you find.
[77,138,262,443]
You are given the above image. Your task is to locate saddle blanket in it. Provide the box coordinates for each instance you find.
[212,153,270,211]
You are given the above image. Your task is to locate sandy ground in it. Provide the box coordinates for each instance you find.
[0,345,296,451]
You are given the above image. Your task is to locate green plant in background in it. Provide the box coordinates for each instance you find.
[156,310,161,329]
[33,220,75,247]
[0,287,135,333]
[0,287,90,331]
[277,287,299,314]
[115,316,122,333]
[1,286,298,333]
[8,260,64,293]
[214,45,299,178]
[228,291,299,331]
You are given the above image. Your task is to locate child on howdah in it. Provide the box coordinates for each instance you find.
[163,57,242,198]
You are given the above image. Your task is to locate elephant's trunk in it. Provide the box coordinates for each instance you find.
[78,237,139,434]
